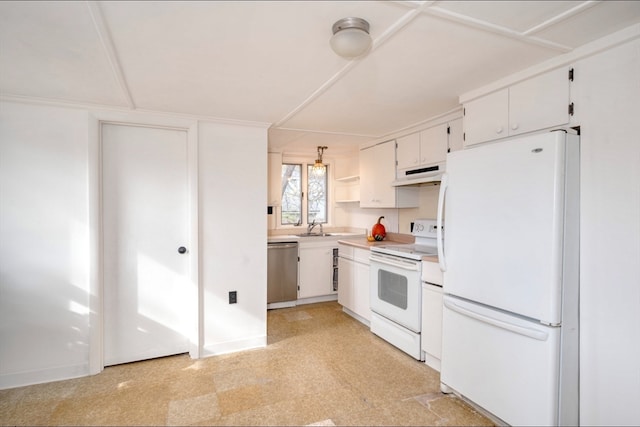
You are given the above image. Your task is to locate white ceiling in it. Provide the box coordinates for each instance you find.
[2,1,640,156]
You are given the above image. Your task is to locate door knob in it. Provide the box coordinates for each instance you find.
[178,246,187,254]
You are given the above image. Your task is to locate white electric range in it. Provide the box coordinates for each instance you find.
[368,219,441,360]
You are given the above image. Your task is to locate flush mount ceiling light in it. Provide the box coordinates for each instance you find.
[330,17,371,58]
[312,146,328,176]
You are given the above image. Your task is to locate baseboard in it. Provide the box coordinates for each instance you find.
[342,307,371,328]
[201,335,267,358]
[0,363,90,390]
[295,294,338,305]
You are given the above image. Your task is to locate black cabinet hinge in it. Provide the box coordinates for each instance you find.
[569,68,574,82]
[463,108,466,116]
[568,102,575,116]
[463,132,466,141]
[447,126,450,134]
[447,148,451,153]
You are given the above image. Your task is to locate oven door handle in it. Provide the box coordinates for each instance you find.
[369,255,420,271]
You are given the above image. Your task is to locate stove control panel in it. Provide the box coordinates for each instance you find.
[411,219,441,238]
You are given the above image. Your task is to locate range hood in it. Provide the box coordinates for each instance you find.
[392,162,444,186]
[391,174,442,186]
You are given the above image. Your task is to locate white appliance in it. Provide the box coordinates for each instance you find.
[436,130,579,426]
[369,219,439,360]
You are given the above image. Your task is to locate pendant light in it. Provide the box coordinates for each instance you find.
[330,17,371,58]
[312,146,328,176]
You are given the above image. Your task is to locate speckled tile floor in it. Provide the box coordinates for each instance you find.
[0,302,493,426]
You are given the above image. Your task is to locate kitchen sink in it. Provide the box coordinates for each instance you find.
[296,232,335,237]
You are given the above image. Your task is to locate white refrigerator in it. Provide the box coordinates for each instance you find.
[436,131,579,426]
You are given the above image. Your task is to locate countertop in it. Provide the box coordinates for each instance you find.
[338,232,439,263]
[337,231,415,249]
[268,231,439,262]
[268,232,364,243]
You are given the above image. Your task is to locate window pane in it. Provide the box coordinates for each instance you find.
[281,164,301,225]
[307,164,327,224]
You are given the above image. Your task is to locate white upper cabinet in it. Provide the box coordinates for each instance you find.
[360,141,418,208]
[463,67,571,147]
[396,125,448,172]
[267,152,282,206]
[396,133,421,170]
[509,67,570,136]
[420,123,448,165]
[463,88,509,146]
[448,118,464,153]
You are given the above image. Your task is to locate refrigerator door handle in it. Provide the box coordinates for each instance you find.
[444,298,549,341]
[437,173,448,272]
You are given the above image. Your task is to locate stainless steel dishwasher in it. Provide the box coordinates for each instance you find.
[267,242,298,305]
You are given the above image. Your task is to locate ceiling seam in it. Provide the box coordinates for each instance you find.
[273,127,377,138]
[422,6,573,53]
[521,0,601,36]
[86,0,136,109]
[0,94,270,128]
[272,2,432,130]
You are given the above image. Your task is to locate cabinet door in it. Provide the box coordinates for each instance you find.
[509,67,570,136]
[447,118,464,153]
[419,124,448,166]
[267,152,282,206]
[421,283,443,362]
[338,257,354,310]
[396,133,420,170]
[359,141,397,208]
[463,88,509,147]
[359,144,376,207]
[299,245,333,299]
[353,260,371,321]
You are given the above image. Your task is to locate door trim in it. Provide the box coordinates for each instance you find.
[88,115,200,375]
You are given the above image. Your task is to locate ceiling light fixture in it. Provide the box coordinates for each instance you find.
[330,17,371,58]
[312,146,328,176]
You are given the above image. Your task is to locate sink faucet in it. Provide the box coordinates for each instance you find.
[307,220,318,234]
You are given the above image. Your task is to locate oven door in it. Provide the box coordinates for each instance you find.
[369,253,422,333]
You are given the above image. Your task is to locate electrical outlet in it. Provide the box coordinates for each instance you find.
[229,291,237,304]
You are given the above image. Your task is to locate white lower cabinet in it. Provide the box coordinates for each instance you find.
[422,260,444,371]
[421,283,443,372]
[299,240,337,299]
[338,244,371,324]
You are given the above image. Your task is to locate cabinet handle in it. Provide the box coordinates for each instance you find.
[511,123,519,131]
[496,127,503,134]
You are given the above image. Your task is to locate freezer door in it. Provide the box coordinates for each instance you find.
[442,131,578,324]
[441,295,566,426]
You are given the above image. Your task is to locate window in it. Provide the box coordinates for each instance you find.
[307,165,327,224]
[281,163,328,226]
[281,164,301,225]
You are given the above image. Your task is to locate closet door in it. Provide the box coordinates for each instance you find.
[102,123,191,366]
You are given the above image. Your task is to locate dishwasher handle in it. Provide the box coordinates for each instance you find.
[268,243,298,250]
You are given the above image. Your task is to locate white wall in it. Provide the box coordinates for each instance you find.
[0,102,92,387]
[198,122,267,356]
[335,183,440,236]
[575,38,640,426]
[0,101,269,389]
